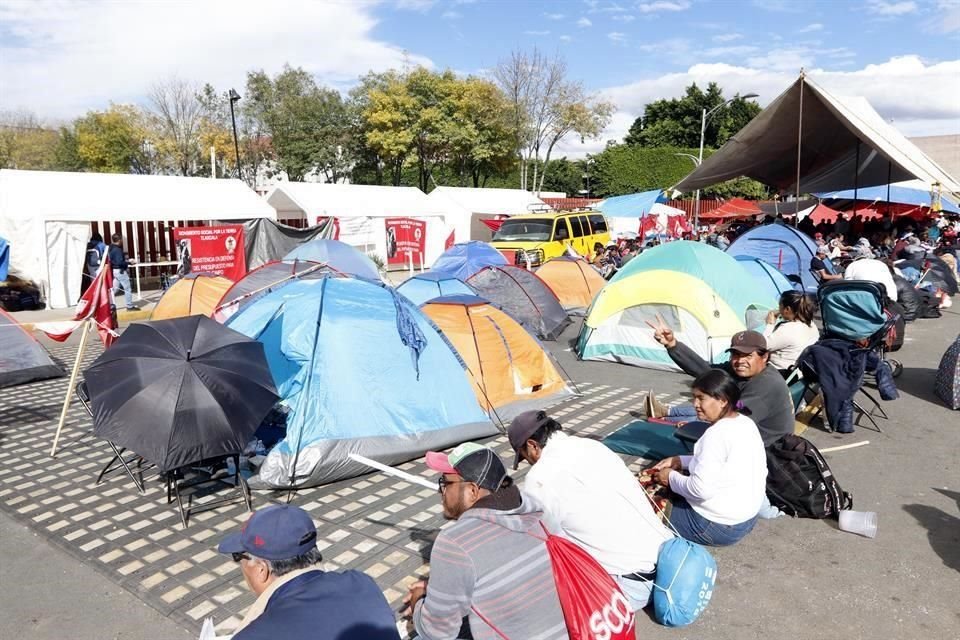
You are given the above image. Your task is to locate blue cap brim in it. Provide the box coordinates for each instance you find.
[217,531,245,555]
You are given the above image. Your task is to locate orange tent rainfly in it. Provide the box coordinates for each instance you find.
[151,273,234,321]
[535,257,607,315]
[421,295,573,420]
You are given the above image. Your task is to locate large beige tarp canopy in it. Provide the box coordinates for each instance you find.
[674,76,960,197]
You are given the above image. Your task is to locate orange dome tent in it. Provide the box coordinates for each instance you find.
[536,256,606,315]
[150,273,233,320]
[422,295,572,420]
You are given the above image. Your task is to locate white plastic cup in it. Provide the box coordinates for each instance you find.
[838,510,878,538]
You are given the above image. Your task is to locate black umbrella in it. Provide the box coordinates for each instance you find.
[84,315,279,473]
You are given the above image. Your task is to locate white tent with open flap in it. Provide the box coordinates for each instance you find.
[265,182,457,270]
[673,74,960,198]
[0,170,275,309]
[427,186,551,241]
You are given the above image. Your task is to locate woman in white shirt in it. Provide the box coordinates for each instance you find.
[763,290,820,374]
[652,369,767,546]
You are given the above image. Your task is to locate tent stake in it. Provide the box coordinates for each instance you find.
[50,318,92,458]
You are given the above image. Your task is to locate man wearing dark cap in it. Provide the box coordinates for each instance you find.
[402,442,566,640]
[648,325,794,447]
[218,504,399,640]
[811,245,842,283]
[509,410,672,610]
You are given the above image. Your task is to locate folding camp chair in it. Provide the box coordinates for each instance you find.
[163,455,252,528]
[77,381,152,494]
[794,358,884,433]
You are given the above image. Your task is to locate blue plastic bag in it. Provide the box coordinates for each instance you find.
[652,537,717,627]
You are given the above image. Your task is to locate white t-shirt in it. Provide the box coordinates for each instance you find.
[762,320,820,370]
[845,258,898,301]
[669,413,767,526]
[523,432,673,575]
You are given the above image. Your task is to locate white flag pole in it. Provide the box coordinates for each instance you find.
[348,453,436,490]
[50,318,92,458]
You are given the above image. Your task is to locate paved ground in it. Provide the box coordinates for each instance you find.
[2,301,958,640]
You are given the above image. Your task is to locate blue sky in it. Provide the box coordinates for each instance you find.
[1,0,958,154]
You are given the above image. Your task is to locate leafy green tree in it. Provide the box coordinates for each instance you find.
[624,82,760,149]
[74,104,156,174]
[53,126,84,171]
[0,111,59,169]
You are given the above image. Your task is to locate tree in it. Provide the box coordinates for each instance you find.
[494,48,613,194]
[53,126,84,171]
[74,104,156,174]
[245,65,353,182]
[624,82,760,149]
[0,110,59,170]
[448,77,516,187]
[148,77,203,175]
[360,70,416,186]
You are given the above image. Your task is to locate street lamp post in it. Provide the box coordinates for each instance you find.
[228,89,242,181]
[695,93,758,230]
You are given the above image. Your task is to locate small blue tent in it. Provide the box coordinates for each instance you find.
[726,222,824,293]
[432,241,507,281]
[283,239,381,280]
[0,236,8,281]
[735,256,796,299]
[597,189,667,218]
[227,276,495,488]
[396,272,477,306]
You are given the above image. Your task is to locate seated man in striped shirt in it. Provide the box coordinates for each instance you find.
[402,443,567,640]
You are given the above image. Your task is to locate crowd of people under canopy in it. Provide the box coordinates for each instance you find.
[203,208,960,640]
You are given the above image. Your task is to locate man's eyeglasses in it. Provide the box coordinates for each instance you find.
[437,476,466,494]
[231,552,252,563]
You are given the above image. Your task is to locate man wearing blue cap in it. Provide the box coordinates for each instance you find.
[218,504,399,640]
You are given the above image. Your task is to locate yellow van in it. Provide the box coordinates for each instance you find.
[490,211,611,267]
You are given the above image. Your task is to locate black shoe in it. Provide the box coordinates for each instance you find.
[125,306,141,311]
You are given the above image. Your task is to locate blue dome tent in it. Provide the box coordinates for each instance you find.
[283,239,381,280]
[0,235,8,281]
[227,276,495,488]
[396,272,477,306]
[431,241,507,281]
[726,222,825,293]
[735,256,796,299]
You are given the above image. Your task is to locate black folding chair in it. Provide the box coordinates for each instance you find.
[77,381,153,494]
[164,455,253,528]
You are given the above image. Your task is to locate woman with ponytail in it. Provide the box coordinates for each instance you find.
[763,290,820,374]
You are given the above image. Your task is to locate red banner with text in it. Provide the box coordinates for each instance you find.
[385,218,426,266]
[172,224,247,282]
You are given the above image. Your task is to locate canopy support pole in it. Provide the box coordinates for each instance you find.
[795,70,805,225]
[853,140,861,217]
[50,318,92,458]
[886,161,892,221]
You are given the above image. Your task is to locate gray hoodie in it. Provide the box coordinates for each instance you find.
[414,485,568,640]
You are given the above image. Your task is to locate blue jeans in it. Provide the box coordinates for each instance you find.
[112,269,134,309]
[668,497,757,547]
[665,403,697,423]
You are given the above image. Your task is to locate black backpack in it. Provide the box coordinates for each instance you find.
[765,435,852,519]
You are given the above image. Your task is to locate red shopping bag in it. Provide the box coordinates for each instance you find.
[542,523,635,640]
[472,522,635,640]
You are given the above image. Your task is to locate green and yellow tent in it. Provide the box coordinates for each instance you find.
[576,241,775,371]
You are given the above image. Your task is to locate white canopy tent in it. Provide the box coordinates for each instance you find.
[427,187,550,241]
[0,170,275,309]
[674,75,960,198]
[265,183,455,269]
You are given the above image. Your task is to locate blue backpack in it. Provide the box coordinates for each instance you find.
[652,537,717,627]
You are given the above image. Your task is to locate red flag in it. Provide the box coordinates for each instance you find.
[36,262,118,347]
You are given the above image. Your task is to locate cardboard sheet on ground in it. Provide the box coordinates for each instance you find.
[602,419,689,460]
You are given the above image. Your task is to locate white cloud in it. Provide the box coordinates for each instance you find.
[637,1,690,12]
[0,1,432,119]
[637,38,692,57]
[608,31,627,42]
[567,56,960,159]
[577,17,593,27]
[798,23,823,33]
[524,30,551,36]
[612,14,636,22]
[927,0,960,32]
[750,0,802,12]
[712,33,743,42]
[559,34,573,43]
[441,10,461,19]
[545,12,566,20]
[867,0,918,16]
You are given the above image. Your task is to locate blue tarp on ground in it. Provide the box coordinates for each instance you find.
[726,222,824,293]
[431,241,507,281]
[816,184,960,214]
[396,272,477,306]
[0,236,8,281]
[283,239,381,280]
[226,276,495,488]
[597,189,667,218]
